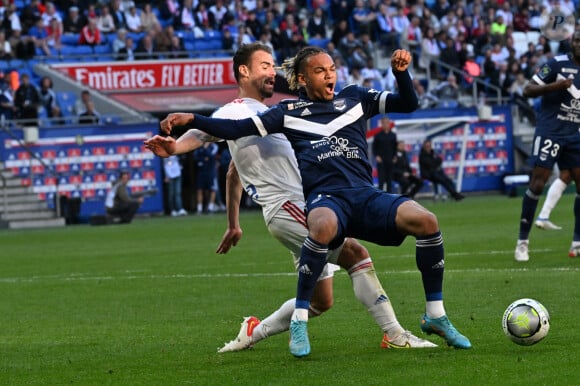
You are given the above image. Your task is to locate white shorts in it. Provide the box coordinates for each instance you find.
[267,200,341,281]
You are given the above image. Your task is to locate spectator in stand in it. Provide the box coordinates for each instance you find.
[14,73,40,127]
[391,5,410,47]
[376,2,397,54]
[74,89,96,116]
[325,41,345,64]
[125,5,143,33]
[38,76,63,124]
[420,7,440,33]
[196,2,217,32]
[18,0,42,34]
[117,35,135,61]
[439,35,461,79]
[78,17,101,46]
[160,0,180,22]
[176,0,204,38]
[330,19,349,48]
[432,73,461,107]
[352,0,377,37]
[463,51,482,90]
[413,78,439,109]
[400,15,421,65]
[338,31,361,68]
[419,27,442,76]
[393,140,422,199]
[167,35,187,59]
[135,32,157,60]
[0,72,15,121]
[307,7,327,39]
[221,27,234,51]
[42,2,62,29]
[0,30,12,60]
[361,58,383,87]
[28,18,51,56]
[208,0,228,30]
[63,6,86,35]
[153,23,173,53]
[78,100,100,124]
[372,116,398,193]
[46,17,62,53]
[110,0,127,31]
[140,3,160,33]
[419,139,464,201]
[512,7,530,32]
[97,4,116,34]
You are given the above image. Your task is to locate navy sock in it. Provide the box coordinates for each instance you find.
[519,189,540,240]
[295,237,328,310]
[416,232,444,301]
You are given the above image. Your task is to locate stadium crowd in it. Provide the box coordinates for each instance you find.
[0,0,578,100]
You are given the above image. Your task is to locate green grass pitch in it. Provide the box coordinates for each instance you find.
[1,193,578,385]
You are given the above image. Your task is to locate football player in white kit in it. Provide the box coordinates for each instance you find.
[145,43,436,351]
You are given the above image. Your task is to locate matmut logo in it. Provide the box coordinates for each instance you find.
[313,136,361,161]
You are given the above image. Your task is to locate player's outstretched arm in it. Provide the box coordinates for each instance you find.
[523,78,573,98]
[385,50,419,113]
[216,160,244,254]
[159,112,194,135]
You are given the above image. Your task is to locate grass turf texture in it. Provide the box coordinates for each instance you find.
[1,194,578,385]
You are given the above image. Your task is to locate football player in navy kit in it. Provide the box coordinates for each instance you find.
[165,46,472,356]
[515,31,580,262]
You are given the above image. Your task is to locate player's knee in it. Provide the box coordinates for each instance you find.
[337,239,370,268]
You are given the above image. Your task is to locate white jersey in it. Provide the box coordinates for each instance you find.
[211,98,304,224]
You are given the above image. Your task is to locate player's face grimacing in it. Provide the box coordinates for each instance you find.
[301,53,336,102]
[249,50,277,99]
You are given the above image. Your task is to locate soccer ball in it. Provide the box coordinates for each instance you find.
[502,298,550,346]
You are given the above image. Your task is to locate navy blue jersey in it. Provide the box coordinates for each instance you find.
[193,70,417,199]
[532,54,580,138]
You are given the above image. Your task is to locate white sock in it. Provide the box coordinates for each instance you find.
[197,203,202,212]
[252,298,320,343]
[538,178,567,219]
[349,258,404,337]
[426,300,445,319]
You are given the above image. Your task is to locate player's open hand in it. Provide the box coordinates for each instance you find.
[391,49,412,72]
[144,135,177,157]
[159,113,194,135]
[216,227,243,254]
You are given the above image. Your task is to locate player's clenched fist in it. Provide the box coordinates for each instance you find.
[159,112,194,135]
[391,49,412,72]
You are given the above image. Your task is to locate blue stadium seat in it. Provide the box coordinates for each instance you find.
[308,38,329,49]
[56,91,78,117]
[94,44,113,55]
[61,34,80,45]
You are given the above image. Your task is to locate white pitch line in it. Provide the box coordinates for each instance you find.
[0,267,578,284]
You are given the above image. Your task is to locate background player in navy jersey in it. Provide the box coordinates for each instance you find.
[515,31,580,262]
[165,46,472,356]
[147,43,436,352]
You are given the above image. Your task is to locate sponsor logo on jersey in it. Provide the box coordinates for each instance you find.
[562,67,578,74]
[333,99,347,111]
[287,101,313,110]
[300,108,312,116]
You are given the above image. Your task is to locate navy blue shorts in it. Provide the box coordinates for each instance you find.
[531,133,580,170]
[305,186,410,249]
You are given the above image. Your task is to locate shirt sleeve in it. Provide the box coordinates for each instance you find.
[192,105,284,139]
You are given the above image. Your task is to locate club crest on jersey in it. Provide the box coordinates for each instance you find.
[287,101,313,110]
[333,99,347,111]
